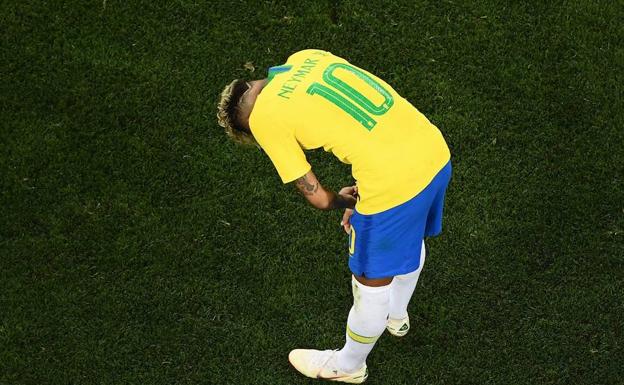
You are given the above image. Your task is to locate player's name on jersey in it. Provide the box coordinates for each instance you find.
[278,51,328,99]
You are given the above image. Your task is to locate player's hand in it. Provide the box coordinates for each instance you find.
[338,185,358,198]
[340,208,354,234]
[338,185,357,233]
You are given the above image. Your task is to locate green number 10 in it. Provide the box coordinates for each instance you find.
[306,63,394,131]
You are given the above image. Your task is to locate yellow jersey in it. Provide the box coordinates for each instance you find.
[249,49,450,215]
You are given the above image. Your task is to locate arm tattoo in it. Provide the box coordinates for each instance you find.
[296,175,319,196]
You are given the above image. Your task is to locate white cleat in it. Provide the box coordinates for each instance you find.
[288,349,368,383]
[386,316,410,337]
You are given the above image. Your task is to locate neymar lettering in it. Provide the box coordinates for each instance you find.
[277,58,320,99]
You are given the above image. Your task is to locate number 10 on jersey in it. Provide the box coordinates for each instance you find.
[306,63,394,131]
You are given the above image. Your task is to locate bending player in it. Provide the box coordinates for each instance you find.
[217,49,451,383]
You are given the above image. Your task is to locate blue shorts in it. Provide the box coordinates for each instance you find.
[348,161,452,278]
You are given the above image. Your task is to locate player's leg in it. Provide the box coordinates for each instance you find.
[387,240,426,337]
[386,162,450,338]
[288,275,391,383]
[336,275,392,373]
[389,241,426,320]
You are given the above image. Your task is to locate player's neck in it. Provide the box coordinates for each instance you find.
[257,78,268,92]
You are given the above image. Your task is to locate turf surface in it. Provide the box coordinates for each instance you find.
[1,1,623,384]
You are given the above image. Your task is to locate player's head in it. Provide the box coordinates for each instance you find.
[217,78,266,146]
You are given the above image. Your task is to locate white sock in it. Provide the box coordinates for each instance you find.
[337,276,390,373]
[388,240,426,319]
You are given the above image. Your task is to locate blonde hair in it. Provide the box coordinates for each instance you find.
[217,79,257,146]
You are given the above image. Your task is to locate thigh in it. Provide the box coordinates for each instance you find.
[348,204,426,279]
[353,274,393,287]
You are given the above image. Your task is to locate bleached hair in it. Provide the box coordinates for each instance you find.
[216,79,257,146]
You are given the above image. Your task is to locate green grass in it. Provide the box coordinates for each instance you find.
[1,1,623,384]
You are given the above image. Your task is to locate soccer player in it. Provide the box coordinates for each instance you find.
[217,49,451,383]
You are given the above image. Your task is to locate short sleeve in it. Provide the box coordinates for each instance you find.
[251,121,311,184]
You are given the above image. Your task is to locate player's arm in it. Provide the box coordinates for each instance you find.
[294,170,357,211]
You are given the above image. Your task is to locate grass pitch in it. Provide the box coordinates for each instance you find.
[1,1,623,384]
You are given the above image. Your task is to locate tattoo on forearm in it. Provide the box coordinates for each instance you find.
[296,175,319,196]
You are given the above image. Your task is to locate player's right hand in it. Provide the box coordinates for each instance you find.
[338,185,358,198]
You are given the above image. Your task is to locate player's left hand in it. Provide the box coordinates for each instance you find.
[340,208,354,234]
[338,185,357,233]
